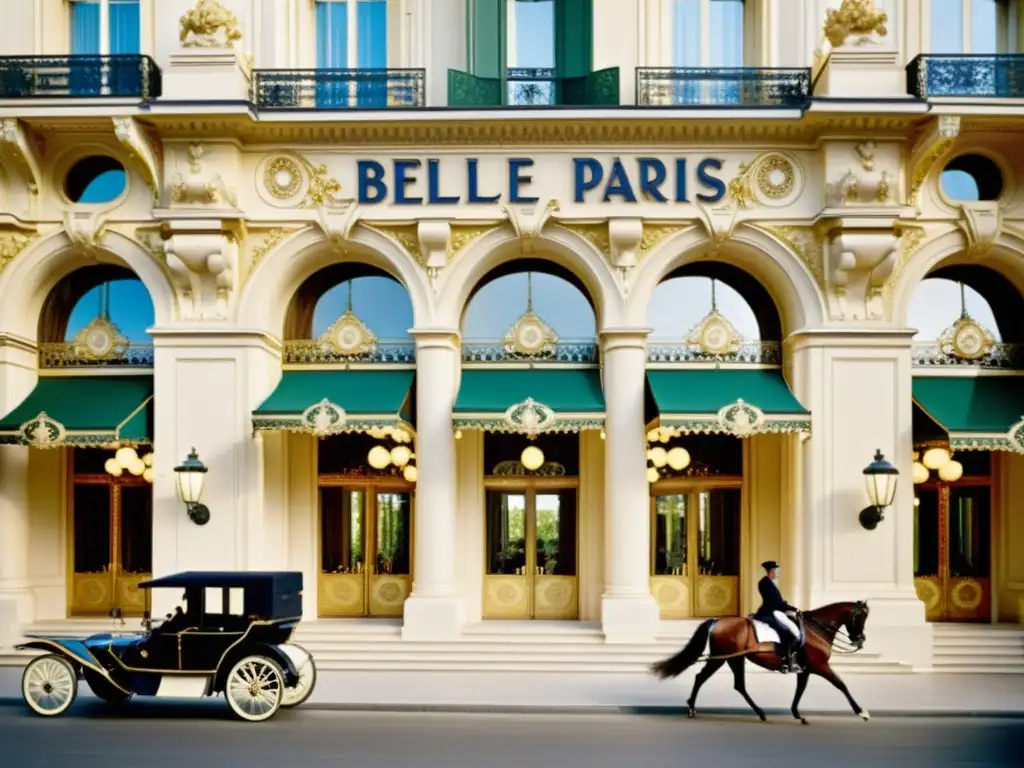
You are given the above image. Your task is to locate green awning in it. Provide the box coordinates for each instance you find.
[913,376,1024,453]
[647,369,810,436]
[454,369,605,432]
[0,375,153,448]
[252,370,414,435]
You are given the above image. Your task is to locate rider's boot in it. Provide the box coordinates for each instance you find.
[777,641,792,673]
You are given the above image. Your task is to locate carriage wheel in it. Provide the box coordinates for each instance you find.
[22,654,78,717]
[280,645,317,709]
[225,656,285,722]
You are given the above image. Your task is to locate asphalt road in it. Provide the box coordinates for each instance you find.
[0,700,1019,767]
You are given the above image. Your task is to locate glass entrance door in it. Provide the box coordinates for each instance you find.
[69,475,152,617]
[915,482,991,622]
[483,487,578,619]
[318,485,413,617]
[650,486,740,619]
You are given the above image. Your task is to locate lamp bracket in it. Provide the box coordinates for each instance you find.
[188,503,211,526]
[858,505,884,531]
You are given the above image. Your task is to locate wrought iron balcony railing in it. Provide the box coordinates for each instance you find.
[462,340,599,364]
[252,68,426,109]
[907,54,1024,98]
[0,55,161,99]
[911,339,1024,369]
[39,342,154,369]
[448,67,620,107]
[636,67,811,108]
[646,341,782,366]
[284,340,417,365]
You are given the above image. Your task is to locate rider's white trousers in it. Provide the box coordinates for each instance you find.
[773,610,799,639]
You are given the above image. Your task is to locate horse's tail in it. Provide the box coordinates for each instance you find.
[650,619,716,680]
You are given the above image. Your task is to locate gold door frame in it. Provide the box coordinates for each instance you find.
[317,475,415,618]
[482,477,580,620]
[914,477,992,622]
[649,477,742,620]
[66,457,152,618]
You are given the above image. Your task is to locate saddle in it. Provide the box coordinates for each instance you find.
[746,613,806,648]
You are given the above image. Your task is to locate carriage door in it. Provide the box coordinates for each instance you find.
[318,484,413,617]
[650,486,740,619]
[914,481,992,622]
[69,450,153,617]
[483,486,578,620]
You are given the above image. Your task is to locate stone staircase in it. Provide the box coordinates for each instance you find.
[931,624,1024,674]
[1,618,912,674]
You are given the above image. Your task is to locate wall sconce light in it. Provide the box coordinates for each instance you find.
[859,449,899,530]
[174,447,210,526]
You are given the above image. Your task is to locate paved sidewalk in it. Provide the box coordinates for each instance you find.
[2,666,1023,716]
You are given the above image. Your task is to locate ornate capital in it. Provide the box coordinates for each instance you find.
[822,220,898,320]
[163,220,238,319]
[0,118,42,197]
[113,117,162,205]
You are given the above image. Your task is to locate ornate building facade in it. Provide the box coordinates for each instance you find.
[0,0,1022,671]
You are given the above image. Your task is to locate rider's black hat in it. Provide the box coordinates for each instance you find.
[761,560,780,570]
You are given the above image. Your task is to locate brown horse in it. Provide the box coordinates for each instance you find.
[651,600,870,724]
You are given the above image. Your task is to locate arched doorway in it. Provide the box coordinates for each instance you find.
[909,267,1024,623]
[645,263,808,619]
[252,263,417,618]
[0,267,156,617]
[458,262,600,621]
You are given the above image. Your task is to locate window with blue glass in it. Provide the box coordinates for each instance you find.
[930,0,1018,53]
[671,0,745,105]
[316,0,389,107]
[70,0,141,96]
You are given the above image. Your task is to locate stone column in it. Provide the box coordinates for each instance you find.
[599,329,659,643]
[0,335,37,646]
[787,329,931,669]
[402,329,464,639]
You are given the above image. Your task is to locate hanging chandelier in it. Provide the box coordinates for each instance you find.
[105,446,154,483]
[366,426,418,482]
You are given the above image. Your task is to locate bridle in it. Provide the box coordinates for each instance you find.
[802,601,867,655]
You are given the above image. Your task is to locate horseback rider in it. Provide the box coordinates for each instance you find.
[754,560,802,672]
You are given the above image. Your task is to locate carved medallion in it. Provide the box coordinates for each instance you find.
[503,398,557,437]
[686,309,742,356]
[71,316,129,361]
[301,399,347,436]
[264,156,304,200]
[716,399,766,437]
[502,310,559,357]
[939,316,995,361]
[756,156,795,200]
[18,412,67,447]
[319,310,378,357]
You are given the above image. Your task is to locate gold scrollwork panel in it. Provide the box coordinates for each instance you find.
[914,576,943,621]
[696,575,739,618]
[115,572,151,616]
[483,575,531,619]
[369,574,411,617]
[945,577,990,622]
[318,573,367,617]
[651,576,692,619]
[533,575,578,620]
[71,574,114,616]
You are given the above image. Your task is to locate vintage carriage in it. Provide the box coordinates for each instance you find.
[17,571,317,722]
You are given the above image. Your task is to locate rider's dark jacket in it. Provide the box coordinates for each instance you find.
[754,576,796,620]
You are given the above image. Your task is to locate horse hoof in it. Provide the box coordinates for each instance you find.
[858,710,871,722]
[758,713,767,722]
[687,708,696,719]
[800,718,809,726]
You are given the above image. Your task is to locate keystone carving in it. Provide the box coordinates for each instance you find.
[503,199,559,254]
[958,202,1002,258]
[163,221,238,319]
[908,116,961,212]
[171,143,237,207]
[824,224,898,320]
[697,203,739,258]
[823,0,889,47]
[180,0,242,49]
[315,203,361,250]
[63,210,109,255]
[608,219,643,272]
[0,118,41,197]
[113,117,162,205]
[417,220,451,280]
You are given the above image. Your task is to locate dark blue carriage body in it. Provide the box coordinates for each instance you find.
[16,571,304,699]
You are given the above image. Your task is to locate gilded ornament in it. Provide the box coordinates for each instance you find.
[728,152,798,209]
[761,225,824,289]
[686,309,742,357]
[300,160,344,208]
[180,0,242,48]
[502,310,559,357]
[755,156,795,200]
[939,316,995,361]
[0,231,39,273]
[877,171,892,203]
[880,223,926,315]
[250,228,292,267]
[263,157,303,200]
[556,222,610,257]
[823,0,888,47]
[855,141,876,171]
[1009,418,1024,454]
[639,223,687,258]
[71,316,129,361]
[448,224,498,261]
[318,284,378,358]
[368,223,421,263]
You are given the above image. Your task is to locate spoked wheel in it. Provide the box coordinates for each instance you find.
[22,655,78,717]
[280,645,317,709]
[225,656,285,722]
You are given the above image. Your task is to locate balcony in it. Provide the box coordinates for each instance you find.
[252,68,426,110]
[448,67,619,108]
[0,55,161,100]
[636,67,811,108]
[907,54,1024,98]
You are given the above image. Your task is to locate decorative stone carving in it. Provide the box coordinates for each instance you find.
[319,289,379,358]
[0,230,39,274]
[449,223,500,261]
[826,170,860,207]
[163,221,238,319]
[503,274,559,358]
[855,141,875,171]
[17,412,67,448]
[760,225,825,291]
[958,202,1002,258]
[0,118,41,196]
[263,156,303,200]
[556,222,609,258]
[909,116,960,211]
[503,398,557,437]
[249,228,295,268]
[823,222,899,320]
[316,204,361,250]
[417,220,451,280]
[113,117,162,204]
[686,291,743,357]
[639,223,689,259]
[503,199,559,253]
[727,152,799,208]
[63,210,108,255]
[939,316,996,362]
[608,218,643,272]
[823,0,888,47]
[171,143,236,207]
[880,222,927,316]
[180,0,242,49]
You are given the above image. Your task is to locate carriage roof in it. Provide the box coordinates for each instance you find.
[138,571,303,621]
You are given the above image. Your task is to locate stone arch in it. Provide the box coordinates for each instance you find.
[434,224,624,330]
[893,228,1024,332]
[238,224,434,336]
[626,224,826,334]
[0,230,175,342]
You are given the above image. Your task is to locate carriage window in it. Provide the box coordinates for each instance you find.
[205,588,224,613]
[228,588,244,614]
